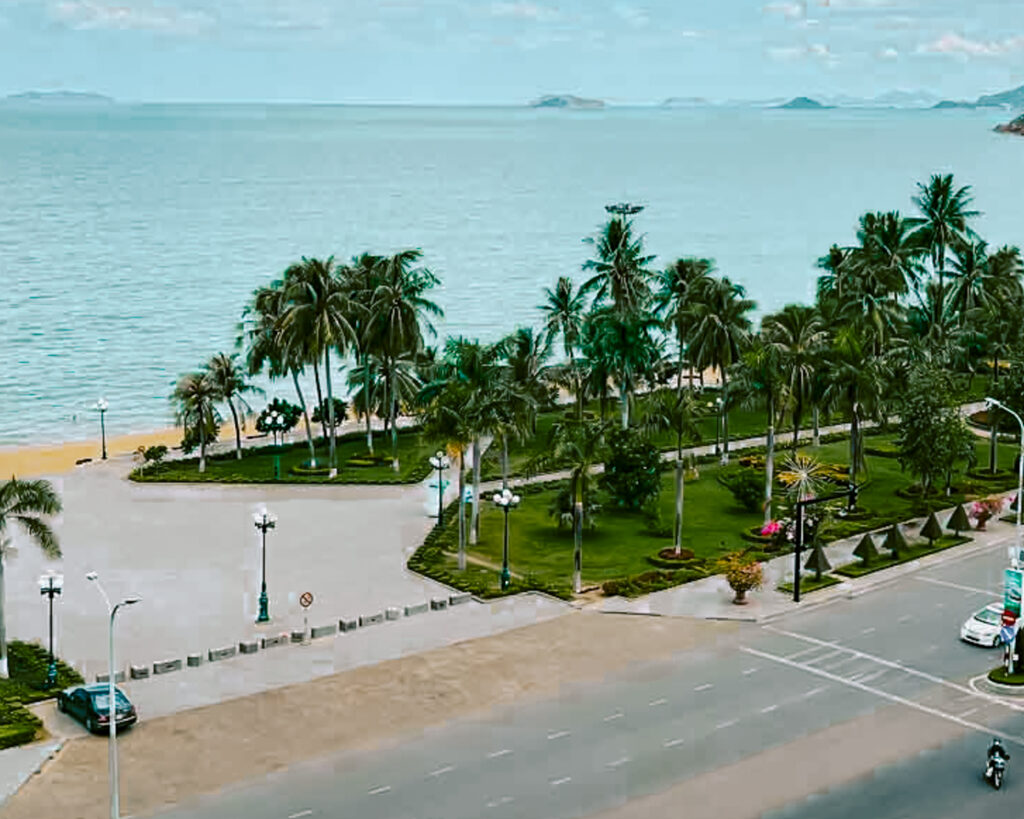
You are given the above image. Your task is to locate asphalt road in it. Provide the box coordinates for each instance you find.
[149,535,1021,819]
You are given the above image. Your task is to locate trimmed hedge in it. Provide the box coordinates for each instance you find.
[777,575,843,595]
[0,641,85,749]
[834,534,971,578]
[602,568,708,598]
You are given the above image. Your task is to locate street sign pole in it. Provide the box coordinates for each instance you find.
[299,591,314,646]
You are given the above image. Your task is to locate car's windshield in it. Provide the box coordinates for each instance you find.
[91,692,131,710]
[975,609,1002,626]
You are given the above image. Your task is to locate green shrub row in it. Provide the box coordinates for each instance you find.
[601,568,708,598]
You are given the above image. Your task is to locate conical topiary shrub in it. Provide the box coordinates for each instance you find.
[882,523,908,559]
[804,540,832,581]
[853,533,878,566]
[947,504,970,535]
[920,511,943,547]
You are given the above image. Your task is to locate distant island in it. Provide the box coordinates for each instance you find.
[995,113,1024,136]
[933,82,1024,110]
[774,96,833,110]
[3,90,114,105]
[530,94,604,110]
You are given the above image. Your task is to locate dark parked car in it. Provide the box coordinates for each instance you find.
[57,684,137,734]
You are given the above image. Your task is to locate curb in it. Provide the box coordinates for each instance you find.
[971,672,1024,699]
[0,738,65,805]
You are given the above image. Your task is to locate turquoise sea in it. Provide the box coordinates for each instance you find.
[0,104,1020,446]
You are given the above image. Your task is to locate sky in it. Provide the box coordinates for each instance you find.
[1,0,1024,103]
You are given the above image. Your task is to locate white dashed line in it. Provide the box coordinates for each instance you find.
[861,627,876,635]
[368,786,391,796]
[918,577,998,596]
[428,765,455,778]
[603,711,624,722]
[485,796,514,808]
[649,698,668,707]
[664,738,685,748]
[760,704,778,713]
[547,730,570,740]
[960,707,980,718]
[550,777,572,787]
[715,719,738,730]
[742,667,759,675]
[898,615,912,623]
[805,686,826,697]
[695,683,713,692]
[487,749,513,759]
[607,757,630,768]
[288,812,313,819]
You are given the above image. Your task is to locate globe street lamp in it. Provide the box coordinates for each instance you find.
[253,508,277,623]
[94,398,109,460]
[85,572,139,819]
[429,451,450,528]
[265,410,287,479]
[491,488,520,590]
[38,571,63,687]
[987,397,1024,557]
[707,397,723,458]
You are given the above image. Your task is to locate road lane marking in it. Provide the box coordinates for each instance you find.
[806,649,844,665]
[785,645,829,661]
[486,796,514,808]
[550,777,572,786]
[715,719,738,730]
[649,698,668,707]
[368,786,391,796]
[288,812,313,819]
[917,576,998,596]
[664,737,685,748]
[428,765,455,778]
[607,757,630,768]
[487,749,513,759]
[898,615,912,623]
[960,707,980,718]
[760,704,778,713]
[861,627,876,635]
[742,667,759,675]
[603,711,624,722]
[804,686,826,697]
[740,645,1024,747]
[548,730,570,740]
[695,683,713,691]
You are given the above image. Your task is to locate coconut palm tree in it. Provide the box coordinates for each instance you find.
[586,309,662,429]
[344,252,385,454]
[582,215,654,315]
[685,276,755,461]
[654,257,714,392]
[0,477,61,677]
[763,304,826,454]
[172,371,221,472]
[205,352,261,460]
[282,256,356,472]
[539,276,588,417]
[640,389,702,554]
[733,337,785,522]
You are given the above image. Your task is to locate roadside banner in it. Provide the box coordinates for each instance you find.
[1002,625,1018,645]
[1005,568,1023,623]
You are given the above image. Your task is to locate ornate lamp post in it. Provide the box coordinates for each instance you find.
[253,508,276,623]
[707,397,723,458]
[38,571,63,687]
[85,572,139,819]
[94,398,109,460]
[429,451,450,528]
[491,488,521,591]
[265,410,287,479]
[987,398,1024,560]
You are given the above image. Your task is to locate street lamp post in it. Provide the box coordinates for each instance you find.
[253,508,276,623]
[94,398,109,460]
[85,572,139,819]
[38,572,63,687]
[707,398,723,458]
[491,488,521,590]
[428,451,450,528]
[987,398,1024,552]
[266,410,287,479]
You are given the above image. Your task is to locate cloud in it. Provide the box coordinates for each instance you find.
[917,32,1024,57]
[764,2,805,20]
[769,42,833,60]
[612,4,649,29]
[50,0,213,33]
[877,46,899,59]
[818,0,898,8]
[489,2,558,22]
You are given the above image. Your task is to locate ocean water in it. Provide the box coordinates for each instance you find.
[0,103,1020,446]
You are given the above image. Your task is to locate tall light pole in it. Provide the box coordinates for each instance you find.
[94,398,109,460]
[266,410,287,480]
[38,571,63,688]
[491,488,520,590]
[707,398,723,458]
[86,572,139,819]
[429,451,450,528]
[987,397,1024,555]
[253,508,276,623]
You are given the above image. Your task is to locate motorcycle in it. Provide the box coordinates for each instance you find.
[985,754,1008,790]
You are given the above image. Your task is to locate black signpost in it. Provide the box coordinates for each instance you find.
[791,484,859,603]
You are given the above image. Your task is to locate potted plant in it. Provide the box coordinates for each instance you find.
[717,551,764,605]
[971,496,1007,531]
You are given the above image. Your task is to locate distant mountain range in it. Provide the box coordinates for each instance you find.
[774,96,833,110]
[3,90,114,105]
[932,83,1024,110]
[530,94,604,110]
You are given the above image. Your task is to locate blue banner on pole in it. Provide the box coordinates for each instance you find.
[1001,625,1017,645]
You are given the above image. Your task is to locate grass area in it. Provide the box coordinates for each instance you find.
[777,574,843,595]
[988,666,1024,686]
[833,534,972,578]
[0,641,84,749]
[130,428,435,485]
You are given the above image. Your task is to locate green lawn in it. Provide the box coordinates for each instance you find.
[131,429,435,484]
[777,574,843,595]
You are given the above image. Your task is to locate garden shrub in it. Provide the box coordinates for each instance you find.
[601,427,662,510]
[718,468,764,513]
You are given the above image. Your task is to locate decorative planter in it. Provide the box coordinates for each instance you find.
[975,512,993,531]
[733,588,748,605]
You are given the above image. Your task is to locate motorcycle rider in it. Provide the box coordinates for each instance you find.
[987,738,1011,778]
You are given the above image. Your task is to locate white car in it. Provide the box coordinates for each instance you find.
[960,603,1005,647]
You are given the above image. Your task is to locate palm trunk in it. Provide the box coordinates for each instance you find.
[620,383,629,430]
[502,435,509,490]
[990,408,999,474]
[0,554,7,677]
[389,368,399,471]
[228,397,242,460]
[312,359,327,442]
[198,408,207,473]
[324,347,336,472]
[363,351,374,455]
[812,406,820,448]
[470,436,481,546]
[457,451,466,571]
[573,476,583,594]
[765,396,775,524]
[677,340,685,394]
[849,409,859,489]
[674,457,684,556]
[720,371,730,463]
[292,369,316,467]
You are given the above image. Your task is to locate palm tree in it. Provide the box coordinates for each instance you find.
[586,310,662,428]
[545,417,609,593]
[172,370,221,472]
[733,338,785,522]
[685,276,755,461]
[370,250,443,469]
[640,389,702,554]
[909,173,980,326]
[0,478,61,677]
[282,256,356,472]
[205,352,261,460]
[344,252,385,454]
[763,304,826,454]
[654,257,714,392]
[582,215,654,315]
[539,276,588,417]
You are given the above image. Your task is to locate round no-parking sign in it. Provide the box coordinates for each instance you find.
[299,591,314,609]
